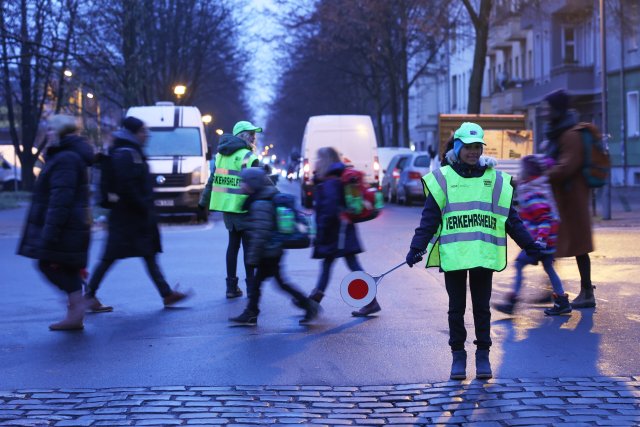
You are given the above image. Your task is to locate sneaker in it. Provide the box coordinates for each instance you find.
[545,293,572,316]
[299,299,320,325]
[163,290,191,307]
[351,299,381,317]
[493,293,518,315]
[229,310,258,326]
[85,296,113,313]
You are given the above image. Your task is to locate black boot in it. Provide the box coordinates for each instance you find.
[450,350,467,380]
[545,293,572,315]
[229,309,258,326]
[475,349,492,379]
[571,285,596,309]
[299,299,321,324]
[226,277,243,299]
[351,298,381,317]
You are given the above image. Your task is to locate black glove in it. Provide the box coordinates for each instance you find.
[197,203,206,211]
[406,248,424,268]
[524,241,545,259]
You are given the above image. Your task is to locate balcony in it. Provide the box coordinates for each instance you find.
[488,16,526,52]
[522,64,598,105]
[482,86,525,114]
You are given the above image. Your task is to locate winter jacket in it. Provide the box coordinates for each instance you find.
[199,134,259,232]
[18,135,94,268]
[544,113,594,257]
[244,184,282,265]
[101,130,162,259]
[516,175,559,253]
[410,156,534,261]
[312,162,363,259]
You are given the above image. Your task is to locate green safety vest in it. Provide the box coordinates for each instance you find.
[422,165,513,272]
[209,148,258,213]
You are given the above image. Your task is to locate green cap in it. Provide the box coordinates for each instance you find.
[453,122,486,145]
[233,121,263,136]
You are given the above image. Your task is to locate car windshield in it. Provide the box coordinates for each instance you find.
[144,128,202,156]
[414,156,430,168]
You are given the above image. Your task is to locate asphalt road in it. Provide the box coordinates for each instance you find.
[0,181,639,390]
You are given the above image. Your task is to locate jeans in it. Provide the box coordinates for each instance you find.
[227,229,255,282]
[512,250,564,295]
[38,260,83,294]
[444,268,493,351]
[246,256,307,314]
[314,254,363,294]
[85,255,173,298]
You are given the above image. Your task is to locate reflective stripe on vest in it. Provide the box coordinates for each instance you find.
[209,149,258,213]
[421,166,513,272]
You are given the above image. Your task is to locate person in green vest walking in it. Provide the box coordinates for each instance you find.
[199,121,261,298]
[405,122,543,380]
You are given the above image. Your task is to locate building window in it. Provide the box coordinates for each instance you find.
[562,26,577,64]
[627,91,640,137]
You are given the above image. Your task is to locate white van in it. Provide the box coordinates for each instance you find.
[126,102,210,220]
[300,115,379,208]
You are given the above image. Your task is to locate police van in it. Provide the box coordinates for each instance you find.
[126,102,210,221]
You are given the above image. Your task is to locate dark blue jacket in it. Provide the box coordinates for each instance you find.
[18,135,94,268]
[410,162,534,255]
[312,162,363,259]
[101,130,161,259]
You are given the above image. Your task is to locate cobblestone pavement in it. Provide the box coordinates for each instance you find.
[1,376,639,426]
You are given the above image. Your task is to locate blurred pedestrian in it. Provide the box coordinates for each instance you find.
[405,122,542,380]
[229,168,319,326]
[541,89,597,308]
[494,155,572,316]
[199,121,261,298]
[306,147,377,316]
[84,117,189,309]
[18,115,94,330]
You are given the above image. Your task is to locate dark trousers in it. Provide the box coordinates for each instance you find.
[314,254,363,294]
[37,260,83,294]
[246,256,307,314]
[227,229,255,282]
[85,255,172,298]
[444,268,493,351]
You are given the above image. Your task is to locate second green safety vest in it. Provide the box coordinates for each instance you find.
[422,165,513,272]
[209,148,258,213]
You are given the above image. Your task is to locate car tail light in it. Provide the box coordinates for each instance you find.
[408,171,422,180]
[392,168,401,179]
[303,159,310,182]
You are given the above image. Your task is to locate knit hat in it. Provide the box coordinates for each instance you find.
[544,89,570,114]
[520,154,554,179]
[122,116,145,134]
[240,167,268,192]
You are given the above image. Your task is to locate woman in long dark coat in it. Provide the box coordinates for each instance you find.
[309,147,380,316]
[84,117,188,309]
[18,115,94,330]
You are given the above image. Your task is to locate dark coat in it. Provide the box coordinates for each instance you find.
[18,135,94,268]
[244,184,282,265]
[545,115,594,257]
[312,162,363,259]
[409,161,534,265]
[102,130,161,259]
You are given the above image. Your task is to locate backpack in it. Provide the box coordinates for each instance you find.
[272,193,313,249]
[97,147,141,208]
[340,167,384,223]
[576,123,610,188]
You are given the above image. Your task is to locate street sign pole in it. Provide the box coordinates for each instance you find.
[600,0,612,220]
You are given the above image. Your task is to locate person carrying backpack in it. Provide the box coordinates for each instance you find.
[228,168,319,326]
[541,89,597,309]
[84,117,189,310]
[308,147,379,317]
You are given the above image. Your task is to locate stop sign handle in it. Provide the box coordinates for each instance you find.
[372,248,427,286]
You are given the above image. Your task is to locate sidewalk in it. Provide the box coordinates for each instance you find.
[1,376,639,426]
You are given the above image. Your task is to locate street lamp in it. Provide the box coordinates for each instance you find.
[201,114,212,125]
[86,92,94,99]
[63,69,73,78]
[215,129,223,136]
[173,85,186,104]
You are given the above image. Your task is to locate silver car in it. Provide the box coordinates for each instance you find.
[395,151,433,205]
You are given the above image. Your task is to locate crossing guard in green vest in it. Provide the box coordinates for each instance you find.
[404,122,543,381]
[199,120,261,298]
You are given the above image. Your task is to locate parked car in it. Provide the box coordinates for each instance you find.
[380,152,411,203]
[377,147,412,192]
[394,151,433,205]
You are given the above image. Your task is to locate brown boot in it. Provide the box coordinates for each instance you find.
[50,291,89,331]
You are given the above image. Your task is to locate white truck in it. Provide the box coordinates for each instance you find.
[300,115,380,208]
[126,102,210,221]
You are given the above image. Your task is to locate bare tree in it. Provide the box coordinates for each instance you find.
[461,0,492,114]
